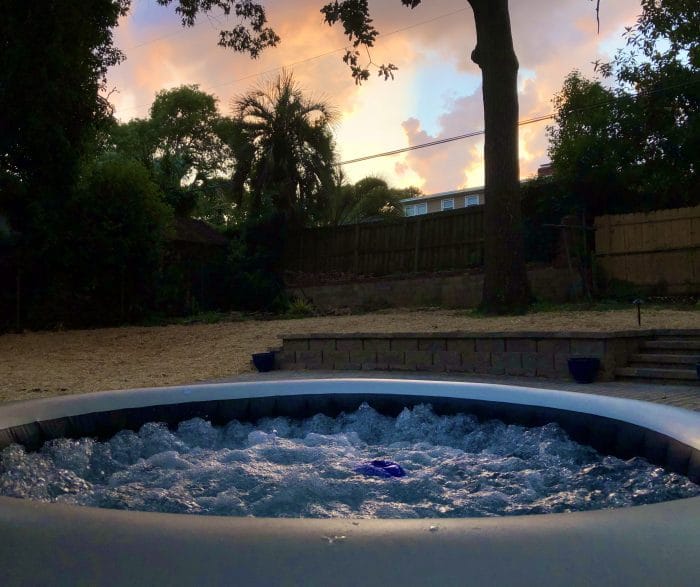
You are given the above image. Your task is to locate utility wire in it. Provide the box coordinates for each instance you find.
[338,114,552,166]
[336,78,700,166]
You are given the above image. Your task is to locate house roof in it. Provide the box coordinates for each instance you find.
[169,217,229,246]
[399,186,485,205]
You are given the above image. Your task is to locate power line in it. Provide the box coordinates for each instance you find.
[336,78,700,166]
[336,114,552,166]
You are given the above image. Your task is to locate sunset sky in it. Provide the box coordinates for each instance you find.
[106,0,643,194]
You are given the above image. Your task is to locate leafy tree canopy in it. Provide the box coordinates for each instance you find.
[322,173,418,226]
[548,1,699,217]
[2,0,556,315]
[110,85,236,216]
[0,0,129,233]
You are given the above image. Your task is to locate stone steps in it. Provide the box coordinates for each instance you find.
[641,340,700,351]
[627,354,700,368]
[617,335,699,385]
[616,367,697,381]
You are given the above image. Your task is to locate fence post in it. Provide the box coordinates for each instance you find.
[413,217,422,273]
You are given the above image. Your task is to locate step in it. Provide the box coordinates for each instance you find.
[628,353,700,366]
[628,362,700,370]
[615,367,699,381]
[641,340,700,352]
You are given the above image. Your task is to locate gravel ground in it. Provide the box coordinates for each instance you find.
[1,307,698,403]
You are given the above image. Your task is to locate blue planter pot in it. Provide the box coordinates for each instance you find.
[252,352,275,373]
[567,357,600,384]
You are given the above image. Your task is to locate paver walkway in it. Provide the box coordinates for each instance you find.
[212,370,700,411]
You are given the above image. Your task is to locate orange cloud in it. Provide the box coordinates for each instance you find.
[107,0,643,194]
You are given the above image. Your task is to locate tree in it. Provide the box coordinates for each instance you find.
[4,0,587,316]
[110,85,236,216]
[171,0,529,310]
[605,0,698,207]
[319,1,529,312]
[30,154,172,327]
[0,1,131,328]
[231,71,337,227]
[549,3,699,216]
[547,71,641,216]
[0,0,129,257]
[466,1,530,313]
[71,155,173,323]
[323,173,413,226]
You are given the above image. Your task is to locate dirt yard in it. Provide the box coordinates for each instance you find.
[1,307,698,403]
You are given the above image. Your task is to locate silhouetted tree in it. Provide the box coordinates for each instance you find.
[110,85,236,216]
[231,71,337,228]
[322,173,412,226]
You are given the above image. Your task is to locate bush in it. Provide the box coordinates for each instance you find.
[521,177,573,264]
[228,209,288,312]
[38,154,173,326]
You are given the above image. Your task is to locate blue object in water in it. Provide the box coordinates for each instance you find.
[354,459,406,478]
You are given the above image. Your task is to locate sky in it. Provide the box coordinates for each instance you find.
[106,0,643,195]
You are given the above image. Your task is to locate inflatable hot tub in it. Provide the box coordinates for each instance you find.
[1,378,699,586]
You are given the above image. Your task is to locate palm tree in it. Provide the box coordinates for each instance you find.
[323,172,411,226]
[231,71,337,227]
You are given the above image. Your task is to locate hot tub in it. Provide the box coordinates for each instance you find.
[1,379,699,586]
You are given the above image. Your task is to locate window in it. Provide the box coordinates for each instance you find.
[465,195,479,207]
[404,203,427,217]
[441,198,454,211]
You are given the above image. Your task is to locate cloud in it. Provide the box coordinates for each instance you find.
[392,0,642,192]
[106,0,643,192]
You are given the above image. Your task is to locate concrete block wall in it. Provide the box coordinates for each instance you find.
[275,332,649,381]
[290,267,574,312]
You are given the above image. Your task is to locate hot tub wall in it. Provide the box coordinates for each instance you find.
[2,392,699,483]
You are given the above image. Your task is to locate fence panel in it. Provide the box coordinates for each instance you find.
[286,206,485,276]
[594,205,700,294]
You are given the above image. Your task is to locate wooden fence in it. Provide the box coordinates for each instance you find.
[595,205,700,294]
[285,205,484,275]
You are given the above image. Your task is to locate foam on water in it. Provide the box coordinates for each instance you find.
[1,403,698,518]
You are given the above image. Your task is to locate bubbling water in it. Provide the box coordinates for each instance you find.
[1,403,698,518]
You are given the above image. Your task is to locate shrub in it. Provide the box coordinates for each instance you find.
[41,154,173,326]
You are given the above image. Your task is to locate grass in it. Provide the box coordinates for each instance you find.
[132,296,699,330]
[457,298,700,320]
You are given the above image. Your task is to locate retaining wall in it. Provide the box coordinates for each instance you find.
[289,266,574,311]
[275,331,650,381]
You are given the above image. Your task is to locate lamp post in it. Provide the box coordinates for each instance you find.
[632,298,643,327]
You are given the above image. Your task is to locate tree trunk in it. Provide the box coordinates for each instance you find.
[468,0,531,313]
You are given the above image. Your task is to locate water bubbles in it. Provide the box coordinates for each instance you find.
[323,534,346,544]
[1,404,698,518]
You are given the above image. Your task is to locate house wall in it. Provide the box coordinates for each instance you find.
[403,190,484,216]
